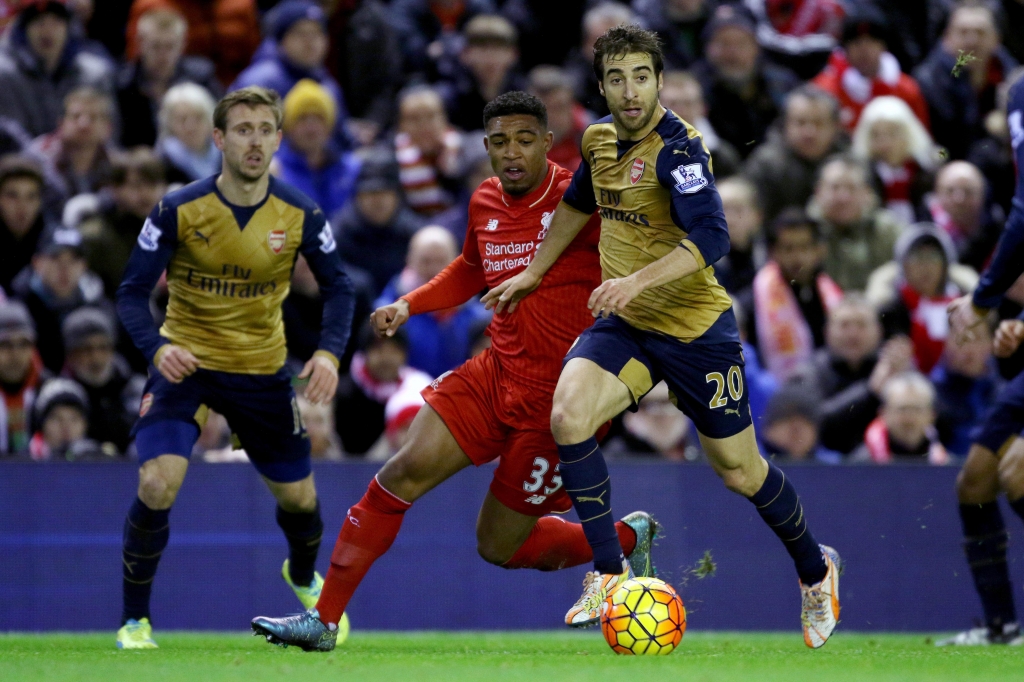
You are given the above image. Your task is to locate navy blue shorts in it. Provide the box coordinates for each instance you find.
[132,368,311,483]
[564,313,752,439]
[972,370,1024,456]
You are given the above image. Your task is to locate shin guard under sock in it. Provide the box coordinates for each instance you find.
[276,501,324,587]
[502,517,637,571]
[557,437,624,575]
[315,477,411,625]
[960,502,1016,629]
[122,497,170,624]
[749,462,827,586]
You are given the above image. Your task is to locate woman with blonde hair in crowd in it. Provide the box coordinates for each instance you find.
[155,82,221,185]
[851,95,940,226]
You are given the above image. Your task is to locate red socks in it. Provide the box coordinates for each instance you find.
[315,477,411,626]
[502,516,637,571]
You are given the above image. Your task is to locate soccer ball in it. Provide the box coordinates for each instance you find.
[600,577,686,655]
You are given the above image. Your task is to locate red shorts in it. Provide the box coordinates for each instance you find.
[422,348,570,516]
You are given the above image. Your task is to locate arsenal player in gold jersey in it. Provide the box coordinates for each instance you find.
[487,25,843,647]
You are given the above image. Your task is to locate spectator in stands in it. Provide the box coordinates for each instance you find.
[869,0,949,71]
[732,297,778,430]
[564,2,636,118]
[925,160,1004,273]
[296,396,343,460]
[746,208,843,380]
[116,8,220,148]
[433,141,493,247]
[715,176,765,294]
[324,0,402,146]
[11,226,112,373]
[0,117,31,158]
[691,3,800,159]
[852,371,950,464]
[28,376,108,460]
[30,86,117,197]
[932,322,1001,457]
[527,65,590,173]
[389,0,494,79]
[154,81,219,184]
[743,85,844,223]
[366,371,431,460]
[789,296,913,454]
[395,86,464,216]
[968,68,1024,217]
[443,15,524,133]
[811,7,930,132]
[272,79,360,217]
[744,0,844,80]
[333,149,422,296]
[607,382,694,461]
[760,386,841,463]
[0,0,114,138]
[660,70,741,179]
[125,0,260,86]
[376,225,490,378]
[232,1,352,149]
[334,322,430,456]
[851,96,940,226]
[61,307,143,455]
[809,155,903,292]
[0,301,47,456]
[913,1,1019,160]
[0,156,51,293]
[71,149,164,305]
[632,0,712,70]
[868,223,977,375]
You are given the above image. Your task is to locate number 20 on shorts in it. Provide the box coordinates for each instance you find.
[705,366,743,408]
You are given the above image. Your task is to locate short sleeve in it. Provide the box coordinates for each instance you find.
[561,153,598,214]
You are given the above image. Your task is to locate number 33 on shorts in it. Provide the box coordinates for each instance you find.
[706,365,744,413]
[523,457,563,505]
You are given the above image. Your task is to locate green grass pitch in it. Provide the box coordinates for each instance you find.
[1,631,1020,682]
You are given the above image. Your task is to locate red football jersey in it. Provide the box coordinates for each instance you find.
[464,161,602,389]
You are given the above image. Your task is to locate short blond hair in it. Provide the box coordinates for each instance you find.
[138,8,187,40]
[213,86,283,132]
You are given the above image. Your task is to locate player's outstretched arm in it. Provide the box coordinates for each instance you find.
[376,254,487,338]
[482,201,592,314]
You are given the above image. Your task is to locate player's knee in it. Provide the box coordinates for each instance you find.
[716,464,761,497]
[550,401,591,445]
[998,451,1024,500]
[476,535,512,567]
[138,467,181,509]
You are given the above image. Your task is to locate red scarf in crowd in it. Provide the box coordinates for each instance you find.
[863,417,950,465]
[764,0,844,36]
[874,160,920,226]
[899,284,956,374]
[812,49,930,130]
[753,261,844,379]
[0,353,43,454]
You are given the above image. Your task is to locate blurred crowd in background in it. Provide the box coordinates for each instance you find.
[0,0,1022,466]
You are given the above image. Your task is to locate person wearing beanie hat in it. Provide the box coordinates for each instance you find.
[62,307,146,456]
[10,223,113,374]
[445,14,525,133]
[811,6,930,132]
[272,79,360,216]
[760,386,841,464]
[334,148,424,295]
[0,1,115,139]
[28,376,106,461]
[0,299,48,455]
[230,1,352,151]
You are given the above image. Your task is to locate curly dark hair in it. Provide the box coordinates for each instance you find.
[481,91,547,130]
[592,24,664,81]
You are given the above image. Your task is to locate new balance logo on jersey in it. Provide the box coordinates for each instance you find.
[525,495,548,505]
[671,163,708,194]
[347,514,360,527]
[576,491,607,506]
[486,218,499,231]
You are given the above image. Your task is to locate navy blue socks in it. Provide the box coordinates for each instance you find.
[558,437,625,575]
[960,502,1016,630]
[749,462,827,586]
[122,497,170,624]
[276,502,324,587]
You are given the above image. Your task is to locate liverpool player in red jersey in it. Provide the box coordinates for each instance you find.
[251,92,660,651]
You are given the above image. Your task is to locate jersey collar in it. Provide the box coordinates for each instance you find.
[499,161,558,209]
